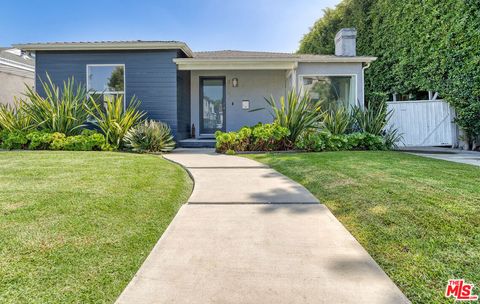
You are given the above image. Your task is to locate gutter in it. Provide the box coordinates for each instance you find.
[361,62,372,107]
[13,42,194,58]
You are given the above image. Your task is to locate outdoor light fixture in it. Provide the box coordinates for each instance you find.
[242,100,250,110]
[232,78,238,87]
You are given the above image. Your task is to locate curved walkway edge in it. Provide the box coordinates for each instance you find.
[116,149,410,304]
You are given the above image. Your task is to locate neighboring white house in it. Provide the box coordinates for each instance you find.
[0,48,35,106]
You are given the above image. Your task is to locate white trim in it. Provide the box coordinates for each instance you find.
[0,58,34,72]
[298,73,358,107]
[175,56,376,64]
[297,57,376,63]
[361,62,371,108]
[14,42,194,58]
[174,56,375,70]
[175,60,297,70]
[86,64,126,110]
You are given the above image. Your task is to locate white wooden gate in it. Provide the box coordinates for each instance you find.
[386,100,457,147]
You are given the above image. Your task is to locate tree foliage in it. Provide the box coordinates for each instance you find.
[299,0,480,148]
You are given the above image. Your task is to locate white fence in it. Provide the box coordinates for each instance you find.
[387,100,457,147]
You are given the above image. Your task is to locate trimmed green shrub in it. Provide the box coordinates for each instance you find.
[225,149,236,155]
[124,120,175,153]
[1,130,106,151]
[0,131,28,150]
[251,123,291,151]
[215,123,290,153]
[62,133,105,151]
[50,133,67,150]
[295,131,386,152]
[26,131,56,150]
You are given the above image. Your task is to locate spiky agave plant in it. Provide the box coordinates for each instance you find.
[21,74,91,135]
[264,90,323,143]
[86,95,145,149]
[124,120,175,153]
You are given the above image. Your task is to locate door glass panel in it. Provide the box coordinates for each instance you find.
[201,79,224,133]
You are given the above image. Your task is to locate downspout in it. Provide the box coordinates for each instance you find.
[361,62,371,108]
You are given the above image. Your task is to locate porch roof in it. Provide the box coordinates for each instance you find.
[175,50,377,70]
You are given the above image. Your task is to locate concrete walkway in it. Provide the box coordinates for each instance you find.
[116,149,409,304]
[398,146,480,167]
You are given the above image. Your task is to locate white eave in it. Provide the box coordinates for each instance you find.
[0,58,35,72]
[13,41,194,58]
[174,56,377,70]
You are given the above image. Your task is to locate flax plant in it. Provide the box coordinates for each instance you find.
[21,75,91,135]
[264,90,323,143]
[86,95,145,148]
[0,100,34,132]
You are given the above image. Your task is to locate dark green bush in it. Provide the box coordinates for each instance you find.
[49,133,67,150]
[0,130,28,150]
[295,131,386,152]
[62,132,106,151]
[215,123,290,153]
[26,131,56,150]
[299,0,480,148]
[0,130,106,151]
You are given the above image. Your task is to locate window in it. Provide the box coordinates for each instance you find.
[301,75,356,108]
[87,64,125,107]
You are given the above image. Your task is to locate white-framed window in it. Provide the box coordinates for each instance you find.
[86,64,125,108]
[300,74,357,108]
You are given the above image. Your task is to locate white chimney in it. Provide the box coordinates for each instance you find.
[335,28,357,57]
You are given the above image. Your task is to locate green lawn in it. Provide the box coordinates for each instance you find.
[246,151,480,304]
[0,151,192,303]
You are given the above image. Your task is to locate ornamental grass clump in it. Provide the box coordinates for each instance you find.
[86,95,145,149]
[124,120,175,153]
[264,90,323,143]
[321,106,353,135]
[0,101,34,132]
[21,75,92,135]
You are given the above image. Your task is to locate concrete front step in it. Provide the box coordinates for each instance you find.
[178,138,216,148]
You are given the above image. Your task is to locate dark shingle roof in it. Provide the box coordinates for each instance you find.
[16,40,184,46]
[191,50,376,62]
[193,50,299,59]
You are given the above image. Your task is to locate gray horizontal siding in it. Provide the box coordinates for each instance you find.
[35,50,182,136]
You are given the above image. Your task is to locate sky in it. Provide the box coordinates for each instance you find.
[0,0,340,52]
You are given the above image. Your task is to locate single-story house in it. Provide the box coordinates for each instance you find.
[0,48,35,106]
[14,28,376,147]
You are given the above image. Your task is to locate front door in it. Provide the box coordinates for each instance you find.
[200,77,226,135]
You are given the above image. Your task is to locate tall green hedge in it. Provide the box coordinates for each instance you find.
[299,0,480,148]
